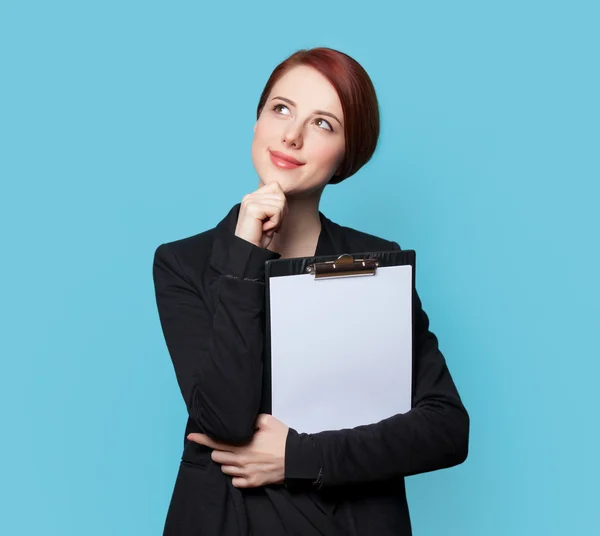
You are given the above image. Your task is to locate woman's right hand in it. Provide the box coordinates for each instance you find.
[235,182,288,249]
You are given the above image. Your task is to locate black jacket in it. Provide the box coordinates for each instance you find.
[152,203,469,535]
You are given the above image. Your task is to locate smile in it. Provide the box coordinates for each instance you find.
[269,150,305,170]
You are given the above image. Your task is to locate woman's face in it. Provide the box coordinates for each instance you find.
[251,65,346,197]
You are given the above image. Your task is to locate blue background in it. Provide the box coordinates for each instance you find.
[1,1,598,534]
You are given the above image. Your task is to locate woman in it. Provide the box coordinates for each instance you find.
[153,47,469,535]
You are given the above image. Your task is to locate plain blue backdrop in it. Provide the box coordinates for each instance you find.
[1,1,598,534]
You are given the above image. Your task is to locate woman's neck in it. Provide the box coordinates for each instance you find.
[266,192,323,259]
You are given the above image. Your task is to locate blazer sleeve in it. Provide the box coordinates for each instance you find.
[284,242,470,489]
[152,235,280,444]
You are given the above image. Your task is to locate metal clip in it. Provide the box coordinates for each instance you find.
[306,254,379,279]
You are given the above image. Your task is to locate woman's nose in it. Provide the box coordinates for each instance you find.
[282,124,303,149]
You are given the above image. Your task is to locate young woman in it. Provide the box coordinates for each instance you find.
[153,47,469,536]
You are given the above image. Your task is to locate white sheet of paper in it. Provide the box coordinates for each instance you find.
[268,265,413,434]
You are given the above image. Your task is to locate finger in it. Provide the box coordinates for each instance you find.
[261,218,282,235]
[256,413,272,428]
[247,202,282,223]
[260,181,284,194]
[251,195,287,212]
[211,449,240,466]
[241,197,285,217]
[251,196,287,216]
[244,193,286,211]
[249,193,286,204]
[262,219,280,232]
[221,465,245,477]
[186,433,217,448]
[259,208,284,229]
[260,201,286,223]
[232,477,252,488]
[187,433,232,452]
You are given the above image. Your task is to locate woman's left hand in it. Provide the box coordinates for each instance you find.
[187,414,289,488]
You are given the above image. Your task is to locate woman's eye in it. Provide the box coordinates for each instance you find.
[315,118,333,131]
[273,104,290,115]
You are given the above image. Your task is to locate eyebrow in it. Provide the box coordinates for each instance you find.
[271,96,343,127]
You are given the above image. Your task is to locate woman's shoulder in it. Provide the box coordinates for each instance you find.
[323,214,401,253]
[344,225,400,251]
[152,227,219,286]
[154,204,239,268]
[156,226,216,256]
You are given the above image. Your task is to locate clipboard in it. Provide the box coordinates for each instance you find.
[262,249,416,434]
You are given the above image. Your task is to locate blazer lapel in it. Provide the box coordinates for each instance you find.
[316,211,351,257]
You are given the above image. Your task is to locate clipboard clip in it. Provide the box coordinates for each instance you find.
[306,254,379,279]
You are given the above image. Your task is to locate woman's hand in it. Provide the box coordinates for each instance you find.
[235,182,288,249]
[187,414,289,488]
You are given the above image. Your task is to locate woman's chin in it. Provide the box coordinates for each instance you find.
[260,175,293,193]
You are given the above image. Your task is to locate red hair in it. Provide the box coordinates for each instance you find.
[256,47,380,184]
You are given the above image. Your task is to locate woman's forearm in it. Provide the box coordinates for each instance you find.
[284,291,470,488]
[153,236,279,444]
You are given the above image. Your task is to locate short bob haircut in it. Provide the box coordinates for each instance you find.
[256,47,380,185]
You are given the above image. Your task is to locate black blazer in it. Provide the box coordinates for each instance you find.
[153,203,469,535]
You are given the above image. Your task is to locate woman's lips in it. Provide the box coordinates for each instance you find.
[269,150,305,169]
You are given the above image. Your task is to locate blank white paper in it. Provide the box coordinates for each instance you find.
[268,265,412,434]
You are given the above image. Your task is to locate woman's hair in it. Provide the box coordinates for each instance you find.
[256,47,380,184]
